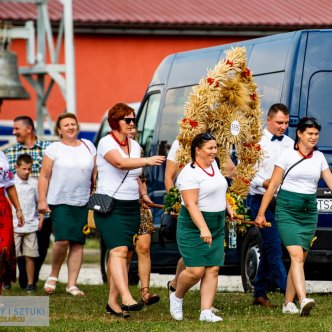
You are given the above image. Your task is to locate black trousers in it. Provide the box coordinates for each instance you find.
[17,217,52,288]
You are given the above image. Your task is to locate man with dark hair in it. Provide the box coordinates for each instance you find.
[5,116,52,290]
[248,103,294,307]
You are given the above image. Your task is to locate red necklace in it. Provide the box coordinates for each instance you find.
[297,144,313,159]
[110,131,128,147]
[195,161,215,177]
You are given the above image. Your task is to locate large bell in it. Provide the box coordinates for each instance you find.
[0,48,30,106]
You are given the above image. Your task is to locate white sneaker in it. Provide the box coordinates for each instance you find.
[282,302,300,314]
[210,306,220,313]
[170,292,183,321]
[300,298,315,316]
[199,309,223,322]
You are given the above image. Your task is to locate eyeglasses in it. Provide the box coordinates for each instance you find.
[202,133,216,140]
[120,117,136,125]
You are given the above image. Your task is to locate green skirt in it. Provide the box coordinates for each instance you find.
[177,206,225,267]
[276,189,317,251]
[94,199,140,250]
[50,204,88,244]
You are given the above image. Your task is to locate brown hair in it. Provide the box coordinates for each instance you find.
[267,103,289,118]
[107,103,135,131]
[54,113,80,137]
[16,153,33,166]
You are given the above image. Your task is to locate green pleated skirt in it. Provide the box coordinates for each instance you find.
[50,204,88,244]
[94,199,140,250]
[276,189,317,251]
[177,206,225,267]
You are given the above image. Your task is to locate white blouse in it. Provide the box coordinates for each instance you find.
[96,135,142,200]
[45,139,96,206]
[0,151,15,188]
[177,160,228,212]
[276,147,329,194]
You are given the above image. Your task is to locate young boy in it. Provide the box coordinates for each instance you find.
[12,154,43,292]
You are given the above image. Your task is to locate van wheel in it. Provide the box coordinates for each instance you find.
[240,227,263,292]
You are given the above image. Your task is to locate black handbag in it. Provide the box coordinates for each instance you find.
[87,170,129,214]
[159,213,177,241]
[87,194,115,214]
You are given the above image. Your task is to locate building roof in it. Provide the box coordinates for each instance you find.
[1,0,332,32]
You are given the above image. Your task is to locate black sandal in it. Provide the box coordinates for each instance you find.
[141,287,160,306]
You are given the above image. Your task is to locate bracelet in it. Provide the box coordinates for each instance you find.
[140,194,148,198]
[145,157,148,166]
[16,209,22,213]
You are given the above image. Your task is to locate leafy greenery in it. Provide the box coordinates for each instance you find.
[2,284,332,331]
[163,187,181,214]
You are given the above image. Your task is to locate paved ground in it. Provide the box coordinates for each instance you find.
[39,264,332,293]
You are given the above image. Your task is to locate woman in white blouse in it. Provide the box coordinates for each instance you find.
[255,117,332,316]
[38,113,96,296]
[169,133,235,323]
[94,103,165,318]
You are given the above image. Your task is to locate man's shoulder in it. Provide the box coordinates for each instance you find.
[35,139,52,148]
[5,143,22,154]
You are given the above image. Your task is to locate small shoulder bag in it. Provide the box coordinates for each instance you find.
[87,146,131,214]
[87,171,129,214]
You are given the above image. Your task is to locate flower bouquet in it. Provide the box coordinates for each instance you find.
[226,191,252,234]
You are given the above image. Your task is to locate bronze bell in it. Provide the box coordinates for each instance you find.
[0,48,30,107]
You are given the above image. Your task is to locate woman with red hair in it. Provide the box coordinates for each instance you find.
[94,103,165,318]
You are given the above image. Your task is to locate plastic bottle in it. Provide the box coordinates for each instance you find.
[228,221,237,248]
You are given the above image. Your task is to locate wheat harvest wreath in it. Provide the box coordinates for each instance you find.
[176,46,263,197]
[161,47,266,234]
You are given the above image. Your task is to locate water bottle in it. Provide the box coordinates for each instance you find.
[228,221,237,248]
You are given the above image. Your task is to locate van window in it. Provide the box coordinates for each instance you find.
[254,72,284,118]
[249,38,291,74]
[306,71,332,149]
[137,92,161,154]
[158,86,193,155]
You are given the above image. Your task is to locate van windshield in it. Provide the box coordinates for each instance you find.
[158,86,194,155]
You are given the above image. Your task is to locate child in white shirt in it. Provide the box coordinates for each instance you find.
[12,154,43,292]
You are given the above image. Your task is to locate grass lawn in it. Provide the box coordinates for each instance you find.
[1,284,332,331]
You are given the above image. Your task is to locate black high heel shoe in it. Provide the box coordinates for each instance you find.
[106,303,130,318]
[120,301,144,312]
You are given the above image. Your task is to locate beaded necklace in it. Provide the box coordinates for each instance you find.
[195,161,215,177]
[110,131,128,147]
[296,144,314,159]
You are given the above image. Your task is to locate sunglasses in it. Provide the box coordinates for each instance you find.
[120,117,136,125]
[304,119,320,126]
[202,132,216,140]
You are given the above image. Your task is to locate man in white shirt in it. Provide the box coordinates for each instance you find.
[249,103,294,307]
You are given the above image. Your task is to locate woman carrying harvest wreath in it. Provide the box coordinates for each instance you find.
[169,133,237,323]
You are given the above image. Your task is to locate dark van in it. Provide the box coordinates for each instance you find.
[98,30,332,289]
